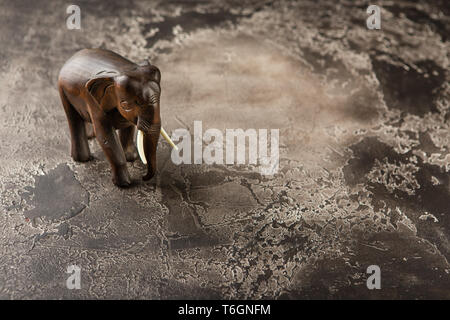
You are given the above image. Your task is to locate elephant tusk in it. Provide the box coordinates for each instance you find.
[160,127,179,151]
[137,129,147,164]
[136,127,179,164]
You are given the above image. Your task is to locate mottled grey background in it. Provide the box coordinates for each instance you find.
[0,0,449,299]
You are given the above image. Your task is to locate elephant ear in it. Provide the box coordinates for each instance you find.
[150,66,161,84]
[85,72,118,102]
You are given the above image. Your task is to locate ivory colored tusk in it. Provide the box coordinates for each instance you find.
[136,127,179,164]
[137,129,147,164]
[160,127,179,151]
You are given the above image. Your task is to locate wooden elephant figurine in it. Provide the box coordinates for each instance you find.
[58,48,162,187]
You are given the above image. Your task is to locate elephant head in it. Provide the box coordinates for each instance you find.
[116,63,162,180]
[86,61,162,181]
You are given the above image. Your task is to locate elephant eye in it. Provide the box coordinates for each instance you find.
[120,101,133,110]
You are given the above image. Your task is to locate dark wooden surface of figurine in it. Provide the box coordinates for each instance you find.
[58,49,162,187]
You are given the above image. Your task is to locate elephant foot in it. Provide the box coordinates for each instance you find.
[112,165,131,187]
[72,154,93,162]
[71,147,92,162]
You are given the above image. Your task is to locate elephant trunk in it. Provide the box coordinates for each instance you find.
[137,111,161,181]
[142,128,160,180]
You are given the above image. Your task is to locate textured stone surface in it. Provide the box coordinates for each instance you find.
[0,0,449,299]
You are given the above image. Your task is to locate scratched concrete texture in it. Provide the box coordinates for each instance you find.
[0,0,449,299]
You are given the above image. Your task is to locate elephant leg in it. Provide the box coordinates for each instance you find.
[84,91,131,187]
[85,122,95,139]
[58,86,91,162]
[119,126,138,162]
[92,118,131,187]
